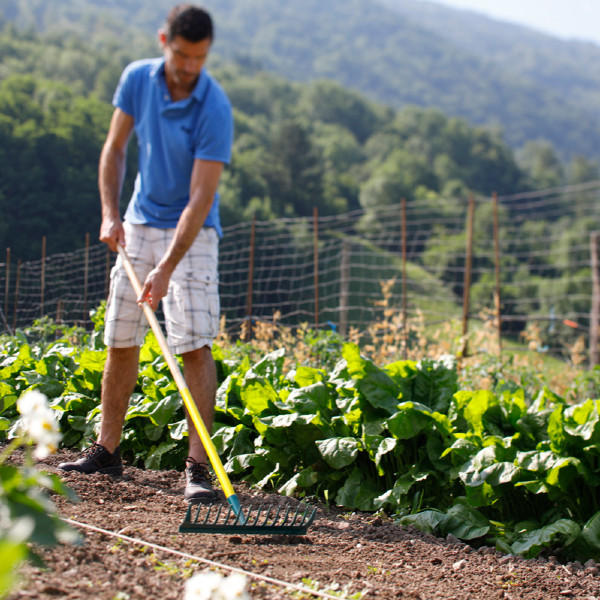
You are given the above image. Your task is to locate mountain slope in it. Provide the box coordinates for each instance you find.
[381,0,600,124]
[1,0,600,160]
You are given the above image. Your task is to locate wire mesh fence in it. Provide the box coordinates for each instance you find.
[2,181,600,361]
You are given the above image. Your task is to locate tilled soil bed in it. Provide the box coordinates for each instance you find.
[7,449,600,599]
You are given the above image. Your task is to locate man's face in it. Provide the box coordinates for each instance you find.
[160,32,211,91]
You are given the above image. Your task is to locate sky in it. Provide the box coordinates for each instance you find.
[418,0,600,46]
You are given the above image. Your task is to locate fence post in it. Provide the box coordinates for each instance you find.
[83,233,90,324]
[313,206,319,329]
[492,193,502,356]
[244,215,256,340]
[401,198,408,359]
[461,196,475,358]
[4,248,10,327]
[590,232,600,368]
[105,246,111,299]
[12,259,21,331]
[3,248,10,334]
[339,240,350,337]
[40,236,46,319]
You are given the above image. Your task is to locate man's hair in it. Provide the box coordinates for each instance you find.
[164,4,213,43]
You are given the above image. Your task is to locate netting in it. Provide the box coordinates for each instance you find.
[2,181,600,357]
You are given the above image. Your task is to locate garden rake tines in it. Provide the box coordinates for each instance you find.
[117,244,316,536]
[180,500,317,535]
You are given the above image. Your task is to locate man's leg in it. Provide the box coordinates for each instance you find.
[97,346,140,453]
[181,345,217,463]
[181,345,218,503]
[58,345,139,474]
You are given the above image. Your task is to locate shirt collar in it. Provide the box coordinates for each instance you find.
[151,58,208,103]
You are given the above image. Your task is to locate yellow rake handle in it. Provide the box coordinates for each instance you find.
[116,244,236,501]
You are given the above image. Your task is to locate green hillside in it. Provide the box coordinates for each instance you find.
[1,0,599,161]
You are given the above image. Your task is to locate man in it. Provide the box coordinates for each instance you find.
[58,4,234,505]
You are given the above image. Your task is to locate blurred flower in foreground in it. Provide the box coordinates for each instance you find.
[16,390,61,459]
[184,571,249,600]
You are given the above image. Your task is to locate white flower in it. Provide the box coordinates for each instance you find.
[16,390,61,459]
[184,571,250,600]
[437,353,457,370]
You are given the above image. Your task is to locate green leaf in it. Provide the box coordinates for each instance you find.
[580,511,600,555]
[564,400,600,443]
[510,519,580,558]
[316,437,360,469]
[445,500,490,540]
[0,538,28,596]
[399,509,446,534]
[286,382,333,418]
[463,390,497,437]
[342,344,400,414]
[335,467,381,511]
[144,441,178,470]
[386,402,432,439]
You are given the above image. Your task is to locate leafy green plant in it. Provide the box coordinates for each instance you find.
[0,390,79,598]
[7,309,600,561]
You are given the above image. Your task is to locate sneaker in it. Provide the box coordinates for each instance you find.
[184,458,217,504]
[58,442,123,476]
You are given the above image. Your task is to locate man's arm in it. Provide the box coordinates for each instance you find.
[98,108,134,252]
[138,159,224,310]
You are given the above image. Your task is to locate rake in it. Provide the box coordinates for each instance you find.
[117,244,316,535]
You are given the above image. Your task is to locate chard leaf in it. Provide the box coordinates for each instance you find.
[564,400,600,442]
[286,382,333,417]
[293,367,325,387]
[463,390,497,437]
[580,511,600,555]
[342,344,400,414]
[335,467,381,511]
[316,437,360,469]
[446,500,491,539]
[386,402,431,440]
[144,441,178,470]
[510,519,580,558]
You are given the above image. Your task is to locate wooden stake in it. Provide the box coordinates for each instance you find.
[401,198,408,359]
[40,236,46,319]
[245,215,256,340]
[339,240,350,337]
[83,233,90,324]
[590,232,600,368]
[13,259,21,331]
[461,196,475,358]
[105,246,111,299]
[492,193,502,356]
[313,206,319,330]
[4,248,10,328]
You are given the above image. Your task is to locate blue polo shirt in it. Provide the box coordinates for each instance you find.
[113,58,233,237]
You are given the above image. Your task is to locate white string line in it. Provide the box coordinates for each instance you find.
[62,517,346,600]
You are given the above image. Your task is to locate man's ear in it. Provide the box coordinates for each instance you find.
[158,28,167,49]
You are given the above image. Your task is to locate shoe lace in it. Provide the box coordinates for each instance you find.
[82,441,106,458]
[186,458,211,483]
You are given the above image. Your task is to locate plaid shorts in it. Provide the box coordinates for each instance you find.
[104,222,220,354]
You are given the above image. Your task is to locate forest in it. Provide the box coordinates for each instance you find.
[1,15,599,261]
[3,0,600,161]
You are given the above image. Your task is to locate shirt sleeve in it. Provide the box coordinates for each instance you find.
[112,63,137,117]
[193,100,234,164]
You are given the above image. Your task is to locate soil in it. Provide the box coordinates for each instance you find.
[7,449,600,600]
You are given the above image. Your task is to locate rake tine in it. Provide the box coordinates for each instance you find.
[260,505,276,526]
[233,504,245,526]
[207,504,223,526]
[275,505,290,526]
[248,505,262,526]
[289,505,303,526]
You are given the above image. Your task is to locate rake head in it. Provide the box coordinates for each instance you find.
[179,501,317,535]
